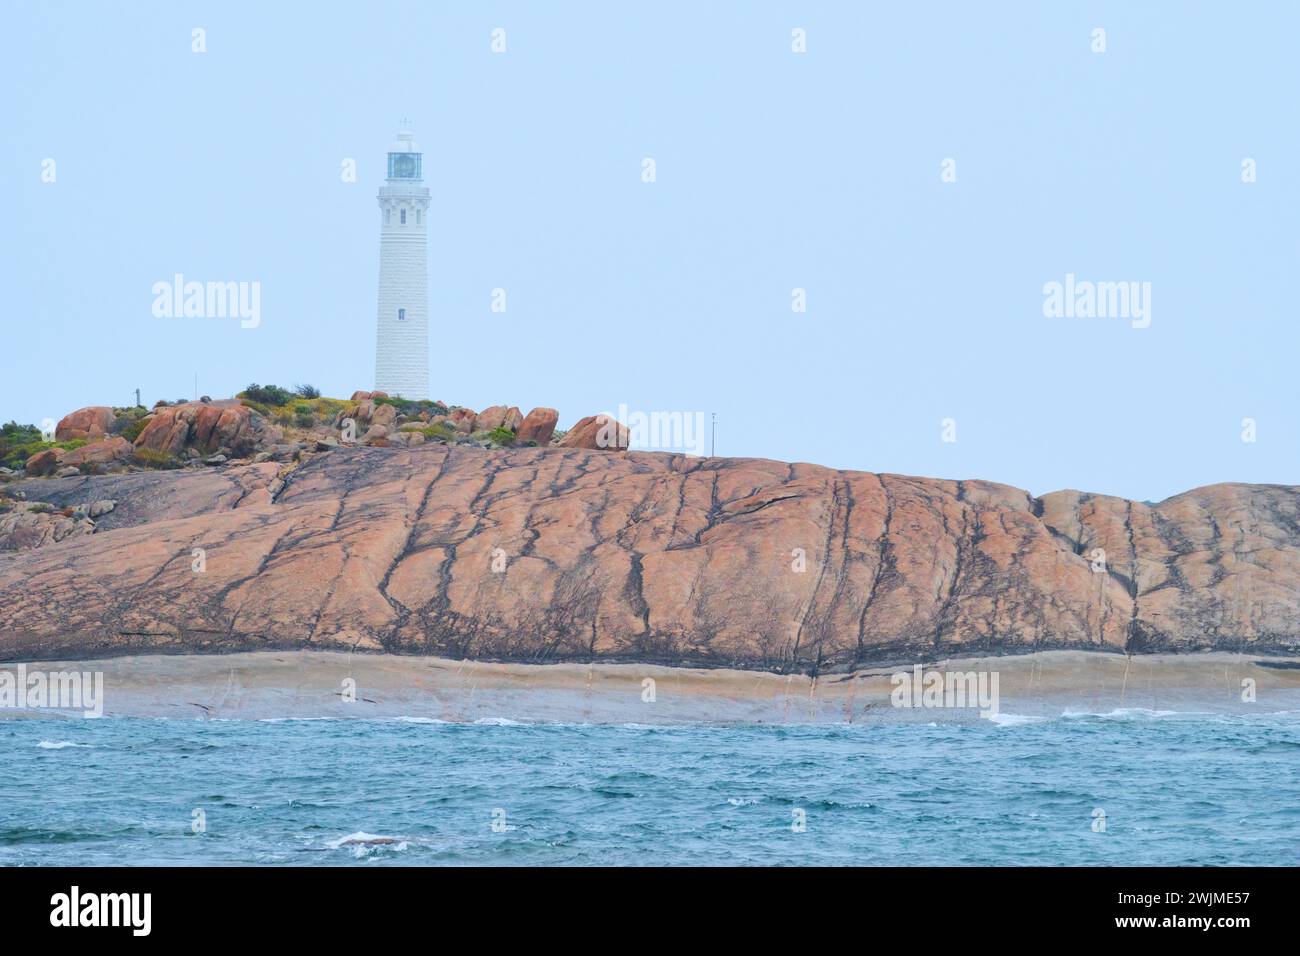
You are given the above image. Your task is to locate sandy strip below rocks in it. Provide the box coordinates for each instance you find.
[2,650,1298,723]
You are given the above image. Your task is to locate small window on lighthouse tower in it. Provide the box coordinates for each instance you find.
[398,308,406,321]
[400,209,407,225]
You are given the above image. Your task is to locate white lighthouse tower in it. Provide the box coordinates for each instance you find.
[374,123,430,399]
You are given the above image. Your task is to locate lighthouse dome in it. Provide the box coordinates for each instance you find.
[386,125,423,181]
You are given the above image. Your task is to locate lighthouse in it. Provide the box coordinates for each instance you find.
[374,124,430,399]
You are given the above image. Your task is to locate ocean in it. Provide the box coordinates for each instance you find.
[3,710,1298,866]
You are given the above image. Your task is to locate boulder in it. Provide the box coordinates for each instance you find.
[54,466,81,478]
[55,407,116,442]
[0,504,95,551]
[517,407,559,445]
[63,437,133,469]
[24,448,65,477]
[477,405,523,433]
[557,414,630,451]
[263,443,297,461]
[475,406,507,431]
[135,403,255,457]
[448,408,478,434]
[348,401,375,427]
[371,404,398,428]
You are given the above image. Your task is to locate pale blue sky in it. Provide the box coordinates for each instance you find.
[2,2,1295,501]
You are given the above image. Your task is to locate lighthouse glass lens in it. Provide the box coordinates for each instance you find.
[387,153,421,179]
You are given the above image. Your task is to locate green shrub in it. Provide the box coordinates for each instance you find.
[28,502,53,514]
[1,421,42,444]
[417,422,457,441]
[132,447,180,470]
[313,397,348,417]
[117,417,148,443]
[376,397,449,417]
[486,427,516,447]
[239,383,293,407]
[0,432,85,471]
[109,406,150,444]
[0,421,46,470]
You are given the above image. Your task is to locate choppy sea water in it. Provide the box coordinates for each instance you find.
[2,710,1298,866]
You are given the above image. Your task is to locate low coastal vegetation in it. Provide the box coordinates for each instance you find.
[375,396,450,417]
[239,383,295,407]
[0,422,86,471]
[3,386,587,484]
[403,421,458,441]
[114,411,150,444]
[230,385,558,454]
[131,447,181,470]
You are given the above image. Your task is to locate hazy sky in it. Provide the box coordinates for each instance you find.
[3,2,1296,502]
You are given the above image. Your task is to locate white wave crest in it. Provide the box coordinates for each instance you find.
[1062,707,1189,720]
[327,832,409,856]
[986,713,1041,726]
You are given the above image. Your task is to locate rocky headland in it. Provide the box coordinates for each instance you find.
[1,391,1297,671]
